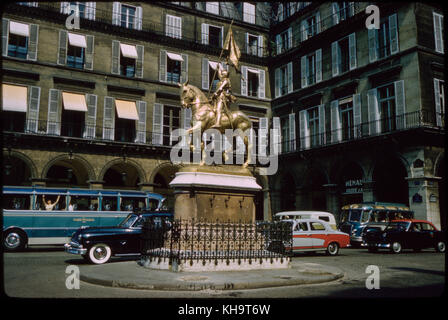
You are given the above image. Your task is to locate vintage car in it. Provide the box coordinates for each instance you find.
[268,219,350,256]
[64,211,173,264]
[363,219,446,253]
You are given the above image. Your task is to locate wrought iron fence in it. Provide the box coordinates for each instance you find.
[141,218,293,266]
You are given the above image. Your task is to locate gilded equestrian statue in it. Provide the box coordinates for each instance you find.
[178,75,253,167]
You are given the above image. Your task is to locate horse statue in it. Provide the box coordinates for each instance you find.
[179,80,253,167]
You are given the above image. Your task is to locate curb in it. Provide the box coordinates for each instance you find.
[79,263,344,291]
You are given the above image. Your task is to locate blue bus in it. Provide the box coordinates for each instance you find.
[338,202,414,247]
[2,186,168,251]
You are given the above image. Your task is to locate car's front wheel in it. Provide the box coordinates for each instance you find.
[87,243,112,264]
[326,242,339,256]
[390,241,402,254]
[435,241,446,253]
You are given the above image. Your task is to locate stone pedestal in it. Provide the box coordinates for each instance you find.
[140,164,290,272]
[169,165,262,223]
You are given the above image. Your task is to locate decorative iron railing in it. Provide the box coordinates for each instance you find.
[140,218,293,266]
[275,110,445,154]
[3,110,444,153]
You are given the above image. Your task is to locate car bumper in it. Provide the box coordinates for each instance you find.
[350,236,367,247]
[64,242,87,255]
[367,242,391,248]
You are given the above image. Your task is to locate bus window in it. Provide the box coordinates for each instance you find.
[148,199,160,211]
[361,210,370,223]
[69,196,99,211]
[318,216,330,222]
[120,197,146,211]
[102,196,117,211]
[340,210,349,223]
[40,195,65,211]
[2,195,30,210]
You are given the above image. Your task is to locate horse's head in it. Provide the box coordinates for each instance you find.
[178,80,194,109]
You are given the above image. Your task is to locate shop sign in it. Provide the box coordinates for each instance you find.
[344,179,363,194]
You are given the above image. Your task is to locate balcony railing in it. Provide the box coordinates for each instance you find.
[273,2,365,56]
[275,110,444,154]
[3,118,268,157]
[12,2,268,57]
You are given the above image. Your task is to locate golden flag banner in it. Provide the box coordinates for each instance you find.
[223,27,241,72]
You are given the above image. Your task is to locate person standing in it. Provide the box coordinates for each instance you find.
[43,195,60,211]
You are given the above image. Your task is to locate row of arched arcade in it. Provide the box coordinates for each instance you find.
[270,151,446,230]
[2,149,271,220]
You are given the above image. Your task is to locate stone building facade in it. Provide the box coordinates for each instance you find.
[269,2,445,229]
[2,2,445,228]
[2,2,272,217]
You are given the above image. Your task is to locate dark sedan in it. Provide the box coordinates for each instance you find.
[64,211,173,264]
[363,219,445,254]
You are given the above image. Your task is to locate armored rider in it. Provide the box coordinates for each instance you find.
[211,65,235,129]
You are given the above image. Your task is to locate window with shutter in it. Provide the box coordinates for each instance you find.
[299,110,309,150]
[47,89,61,135]
[84,35,94,70]
[243,2,255,24]
[27,24,38,61]
[272,117,281,155]
[84,94,97,139]
[135,45,144,78]
[280,116,290,153]
[27,86,40,133]
[289,113,296,151]
[2,18,9,57]
[258,117,268,158]
[103,96,115,140]
[433,12,444,53]
[353,93,362,138]
[135,100,147,143]
[394,80,406,130]
[166,15,182,39]
[434,79,445,127]
[330,100,341,143]
[152,103,163,145]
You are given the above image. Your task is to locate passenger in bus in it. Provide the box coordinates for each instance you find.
[104,202,112,211]
[68,201,75,211]
[12,198,21,209]
[43,195,60,211]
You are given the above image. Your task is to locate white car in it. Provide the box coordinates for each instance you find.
[280,219,350,256]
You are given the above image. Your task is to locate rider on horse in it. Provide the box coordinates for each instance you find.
[211,64,236,129]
